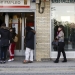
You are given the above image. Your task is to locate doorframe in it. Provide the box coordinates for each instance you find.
[50,1,75,59]
[3,9,36,60]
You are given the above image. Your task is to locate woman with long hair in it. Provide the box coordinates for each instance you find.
[54,25,67,63]
[8,28,16,62]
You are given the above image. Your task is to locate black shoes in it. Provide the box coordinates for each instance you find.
[0,60,6,64]
[62,60,67,62]
[54,60,59,63]
[28,61,33,63]
[54,59,67,63]
[0,61,2,64]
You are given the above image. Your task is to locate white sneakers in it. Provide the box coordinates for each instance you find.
[8,58,14,62]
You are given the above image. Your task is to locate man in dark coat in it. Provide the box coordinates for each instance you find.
[0,23,10,63]
[23,26,36,63]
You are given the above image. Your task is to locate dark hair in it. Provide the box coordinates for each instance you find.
[59,25,65,34]
[58,25,63,29]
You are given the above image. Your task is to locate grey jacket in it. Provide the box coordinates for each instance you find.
[56,31,64,42]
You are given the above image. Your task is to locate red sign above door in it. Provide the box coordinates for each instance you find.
[0,0,30,8]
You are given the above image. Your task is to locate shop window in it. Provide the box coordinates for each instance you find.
[51,3,75,51]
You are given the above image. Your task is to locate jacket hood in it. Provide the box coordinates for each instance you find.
[1,26,9,30]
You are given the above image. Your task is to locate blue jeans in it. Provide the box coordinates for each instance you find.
[0,40,1,60]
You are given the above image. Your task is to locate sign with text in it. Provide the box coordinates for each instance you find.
[52,0,75,3]
[0,0,30,8]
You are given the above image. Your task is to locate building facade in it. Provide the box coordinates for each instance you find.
[0,0,75,61]
[36,0,75,61]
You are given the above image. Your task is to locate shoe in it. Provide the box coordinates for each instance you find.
[23,60,29,64]
[3,61,6,63]
[8,59,12,62]
[8,58,14,62]
[54,60,59,63]
[0,61,2,64]
[12,58,14,61]
[62,60,67,62]
[28,61,33,63]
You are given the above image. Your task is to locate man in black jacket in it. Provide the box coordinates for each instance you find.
[23,26,36,63]
[0,23,10,63]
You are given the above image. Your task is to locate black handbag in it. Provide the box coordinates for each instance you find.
[52,40,58,46]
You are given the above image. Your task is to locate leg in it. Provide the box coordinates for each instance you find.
[8,43,15,61]
[23,47,30,63]
[0,48,4,63]
[30,49,33,62]
[61,43,67,62]
[9,44,12,59]
[0,49,1,60]
[62,49,67,62]
[11,43,15,59]
[54,43,61,63]
[0,41,1,60]
[3,46,8,61]
[1,46,8,63]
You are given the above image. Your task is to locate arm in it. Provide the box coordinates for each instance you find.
[56,31,64,39]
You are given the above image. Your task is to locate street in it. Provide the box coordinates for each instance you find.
[0,57,75,75]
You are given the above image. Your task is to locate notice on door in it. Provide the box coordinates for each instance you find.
[0,0,30,8]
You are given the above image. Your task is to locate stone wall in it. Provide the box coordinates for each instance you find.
[36,1,50,61]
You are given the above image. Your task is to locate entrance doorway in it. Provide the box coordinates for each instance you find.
[0,12,35,56]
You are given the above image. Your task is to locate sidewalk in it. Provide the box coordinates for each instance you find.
[0,57,75,75]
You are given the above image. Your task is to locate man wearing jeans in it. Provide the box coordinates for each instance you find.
[23,26,36,63]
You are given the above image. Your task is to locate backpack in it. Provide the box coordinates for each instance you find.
[13,35,18,43]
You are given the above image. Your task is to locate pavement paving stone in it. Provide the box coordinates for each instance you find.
[0,57,75,75]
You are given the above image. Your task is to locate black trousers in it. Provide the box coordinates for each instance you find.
[56,42,67,61]
[1,46,8,61]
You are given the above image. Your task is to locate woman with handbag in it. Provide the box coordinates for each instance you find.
[54,25,67,63]
[8,28,16,62]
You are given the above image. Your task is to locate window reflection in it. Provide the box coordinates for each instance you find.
[51,3,75,51]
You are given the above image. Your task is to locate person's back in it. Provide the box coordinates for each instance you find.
[0,23,10,63]
[0,25,10,46]
[26,30,35,50]
[0,28,10,39]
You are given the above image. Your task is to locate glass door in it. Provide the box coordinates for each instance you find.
[8,12,35,56]
[51,3,75,58]
[8,13,25,56]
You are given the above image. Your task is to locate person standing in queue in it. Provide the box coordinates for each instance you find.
[54,25,67,63]
[0,23,10,63]
[0,19,3,60]
[8,28,16,62]
[23,26,36,63]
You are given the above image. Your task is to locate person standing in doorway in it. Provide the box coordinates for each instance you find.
[23,26,36,63]
[54,25,67,63]
[0,23,10,63]
[8,28,16,62]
